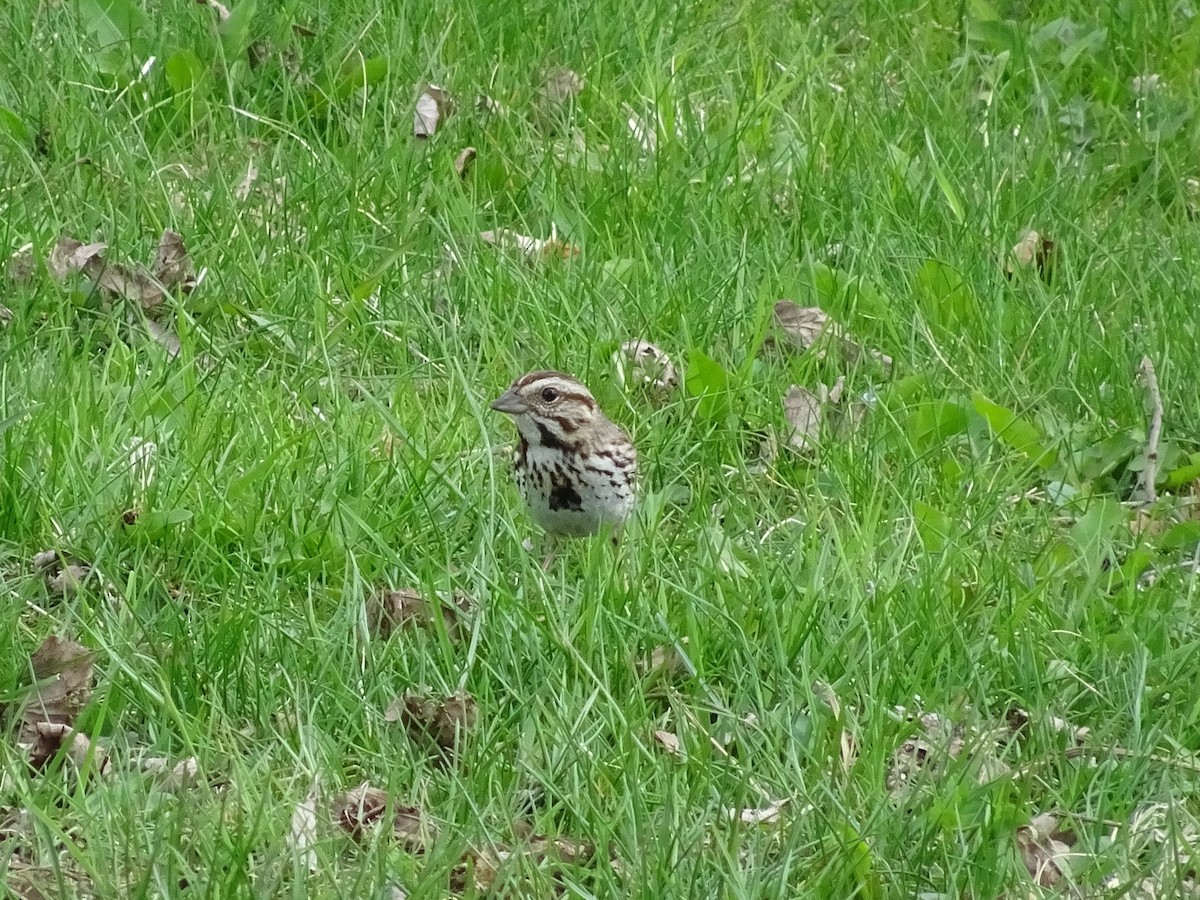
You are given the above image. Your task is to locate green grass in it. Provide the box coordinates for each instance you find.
[4,0,1200,896]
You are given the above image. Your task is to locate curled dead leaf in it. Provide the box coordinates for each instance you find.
[331,783,434,852]
[13,637,95,769]
[454,146,477,179]
[613,340,677,395]
[1006,229,1056,282]
[26,723,109,775]
[479,228,580,262]
[653,729,683,758]
[414,84,453,138]
[771,300,893,371]
[386,691,477,754]
[33,549,92,598]
[783,385,823,453]
[366,587,470,640]
[151,229,196,295]
[1016,813,1075,888]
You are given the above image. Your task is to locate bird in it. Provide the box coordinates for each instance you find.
[490,370,637,566]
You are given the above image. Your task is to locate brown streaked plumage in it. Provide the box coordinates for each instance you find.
[491,371,637,561]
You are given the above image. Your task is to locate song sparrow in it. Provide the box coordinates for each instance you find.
[491,370,637,563]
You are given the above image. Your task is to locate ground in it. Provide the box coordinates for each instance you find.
[2,0,1200,897]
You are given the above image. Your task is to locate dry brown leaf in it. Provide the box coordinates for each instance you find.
[14,637,95,768]
[1006,229,1056,282]
[1004,705,1089,747]
[26,723,109,775]
[414,85,453,138]
[48,232,194,311]
[0,304,12,327]
[450,848,504,894]
[653,729,683,758]
[151,229,196,294]
[614,340,677,395]
[386,691,477,754]
[366,587,470,640]
[840,729,858,773]
[454,146,477,178]
[539,67,585,111]
[1016,813,1074,888]
[637,639,692,681]
[771,300,893,371]
[33,549,92,598]
[47,238,105,280]
[479,228,580,261]
[783,385,823,453]
[331,783,434,852]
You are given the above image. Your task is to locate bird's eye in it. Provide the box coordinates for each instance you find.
[540,387,559,403]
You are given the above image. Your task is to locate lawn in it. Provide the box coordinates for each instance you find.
[3,0,1200,896]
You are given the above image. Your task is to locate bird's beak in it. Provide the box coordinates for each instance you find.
[490,389,527,415]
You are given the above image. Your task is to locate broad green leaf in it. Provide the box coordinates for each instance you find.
[915,260,977,330]
[913,501,955,552]
[810,261,891,322]
[906,399,970,450]
[923,130,965,224]
[1060,27,1106,68]
[684,349,729,419]
[970,392,1055,468]
[165,49,206,94]
[965,17,1020,54]
[0,107,32,143]
[1163,454,1200,489]
[1159,521,1200,550]
[219,0,258,61]
[332,56,389,98]
[1069,498,1126,572]
[78,0,150,47]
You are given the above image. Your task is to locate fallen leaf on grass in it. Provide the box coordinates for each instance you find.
[637,639,693,681]
[771,300,893,371]
[12,637,95,770]
[139,755,202,790]
[783,385,824,453]
[479,228,580,262]
[7,245,35,283]
[386,691,477,754]
[886,708,1013,800]
[475,94,510,117]
[454,146,477,178]
[1016,813,1075,888]
[289,784,320,873]
[366,587,471,640]
[331,783,434,852]
[32,549,93,598]
[1004,706,1089,747]
[1005,229,1056,282]
[782,377,867,454]
[653,730,684,758]
[414,85,453,138]
[150,229,197,296]
[613,340,677,395]
[728,798,790,825]
[195,0,230,22]
[26,723,109,776]
[537,67,585,122]
[450,834,607,894]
